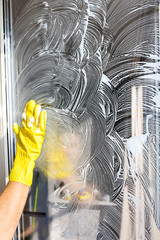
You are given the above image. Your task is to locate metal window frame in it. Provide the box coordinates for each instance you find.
[0,0,9,193]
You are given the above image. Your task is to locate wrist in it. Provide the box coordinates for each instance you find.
[9,160,35,187]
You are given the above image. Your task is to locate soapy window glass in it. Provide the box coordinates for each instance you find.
[3,0,160,239]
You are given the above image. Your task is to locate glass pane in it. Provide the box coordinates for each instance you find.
[3,0,160,239]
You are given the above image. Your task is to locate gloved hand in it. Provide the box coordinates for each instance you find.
[9,100,47,187]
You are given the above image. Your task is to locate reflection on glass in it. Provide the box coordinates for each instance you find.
[3,0,160,239]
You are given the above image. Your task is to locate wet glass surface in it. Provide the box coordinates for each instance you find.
[3,0,160,239]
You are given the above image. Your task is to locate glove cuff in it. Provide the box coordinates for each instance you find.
[9,160,35,187]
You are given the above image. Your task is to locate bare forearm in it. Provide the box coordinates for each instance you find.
[0,181,29,240]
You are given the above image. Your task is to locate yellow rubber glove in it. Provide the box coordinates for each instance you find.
[9,100,47,187]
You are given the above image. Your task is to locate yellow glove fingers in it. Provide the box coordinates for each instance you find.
[33,104,41,127]
[39,110,47,132]
[24,100,35,113]
[26,100,36,127]
[21,112,26,121]
[13,123,20,135]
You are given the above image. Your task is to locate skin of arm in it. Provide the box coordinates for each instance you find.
[0,181,29,240]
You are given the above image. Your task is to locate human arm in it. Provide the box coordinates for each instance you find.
[0,100,46,240]
[0,182,29,240]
